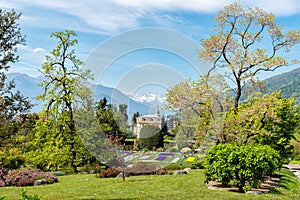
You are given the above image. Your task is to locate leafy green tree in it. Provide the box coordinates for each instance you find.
[204,143,281,192]
[222,92,299,162]
[96,98,127,145]
[199,2,300,108]
[0,9,32,168]
[132,111,140,125]
[0,9,25,70]
[0,8,31,122]
[27,117,70,171]
[165,75,229,144]
[36,30,92,172]
[138,125,163,150]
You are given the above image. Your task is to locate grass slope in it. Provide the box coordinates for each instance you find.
[1,168,299,200]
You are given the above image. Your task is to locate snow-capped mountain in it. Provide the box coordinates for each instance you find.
[6,73,151,116]
[129,93,167,104]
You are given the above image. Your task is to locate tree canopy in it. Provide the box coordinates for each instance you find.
[199,2,300,108]
[33,30,92,172]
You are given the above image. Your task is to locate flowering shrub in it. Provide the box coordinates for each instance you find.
[0,167,7,180]
[2,168,58,187]
[0,180,5,187]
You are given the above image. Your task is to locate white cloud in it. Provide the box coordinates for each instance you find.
[17,45,46,54]
[3,0,300,34]
[33,48,46,53]
[14,45,46,76]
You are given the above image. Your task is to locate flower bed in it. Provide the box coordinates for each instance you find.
[186,157,196,162]
[156,156,168,161]
[159,153,175,157]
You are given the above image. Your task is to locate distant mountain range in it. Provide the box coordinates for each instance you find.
[6,73,163,117]
[7,67,300,116]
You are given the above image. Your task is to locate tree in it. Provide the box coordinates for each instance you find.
[0,9,32,163]
[199,2,300,108]
[132,111,140,125]
[222,92,299,162]
[96,98,127,145]
[0,9,25,70]
[36,30,92,172]
[138,125,163,150]
[165,75,229,144]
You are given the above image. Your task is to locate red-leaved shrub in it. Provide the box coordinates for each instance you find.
[99,167,121,178]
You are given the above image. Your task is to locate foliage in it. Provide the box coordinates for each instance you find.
[0,8,25,70]
[52,171,65,176]
[126,164,160,176]
[75,104,118,168]
[19,189,41,200]
[138,125,163,150]
[96,97,129,145]
[165,75,229,145]
[131,111,140,125]
[191,159,205,169]
[27,118,72,171]
[199,2,300,108]
[0,167,7,187]
[36,30,92,172]
[98,167,121,178]
[0,148,25,169]
[222,92,299,162]
[0,9,32,152]
[1,168,58,187]
[175,125,195,150]
[204,144,281,192]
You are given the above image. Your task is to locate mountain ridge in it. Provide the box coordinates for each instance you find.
[6,72,151,116]
[263,67,300,104]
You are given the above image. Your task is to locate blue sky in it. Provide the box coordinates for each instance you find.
[2,0,300,94]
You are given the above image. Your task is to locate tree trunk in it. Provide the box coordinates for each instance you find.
[234,80,242,109]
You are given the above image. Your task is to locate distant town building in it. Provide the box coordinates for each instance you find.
[133,105,178,137]
[134,105,161,137]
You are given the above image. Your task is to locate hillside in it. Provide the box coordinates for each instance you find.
[263,67,300,104]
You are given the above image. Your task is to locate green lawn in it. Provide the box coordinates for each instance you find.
[1,168,299,200]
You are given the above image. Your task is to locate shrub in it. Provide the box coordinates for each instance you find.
[164,163,190,171]
[53,171,65,176]
[126,164,159,176]
[0,167,7,181]
[191,160,204,169]
[0,180,5,187]
[0,148,25,169]
[4,169,58,187]
[98,167,121,178]
[204,144,281,192]
[19,189,41,200]
[81,162,103,174]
